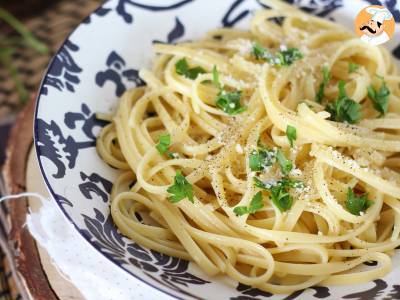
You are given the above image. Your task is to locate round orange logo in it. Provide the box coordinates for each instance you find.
[354,5,395,46]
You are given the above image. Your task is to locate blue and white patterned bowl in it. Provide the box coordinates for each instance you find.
[34,1,400,299]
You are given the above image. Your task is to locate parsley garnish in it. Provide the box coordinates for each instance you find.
[249,147,293,175]
[216,90,246,115]
[156,134,170,155]
[286,125,297,148]
[175,58,206,79]
[269,183,292,212]
[315,66,330,103]
[167,171,194,203]
[276,149,293,175]
[212,66,246,115]
[253,177,269,189]
[254,177,303,191]
[345,188,373,216]
[233,191,264,216]
[156,134,175,158]
[276,48,303,66]
[348,62,359,74]
[251,42,275,61]
[249,148,276,172]
[212,65,222,89]
[253,177,302,212]
[281,177,304,189]
[367,78,390,116]
[251,42,303,66]
[326,80,362,124]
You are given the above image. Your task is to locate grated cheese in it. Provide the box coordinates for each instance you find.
[290,168,302,176]
[235,143,244,154]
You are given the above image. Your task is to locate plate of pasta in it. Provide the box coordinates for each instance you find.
[34,0,400,299]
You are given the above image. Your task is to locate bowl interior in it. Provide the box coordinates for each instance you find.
[34,0,400,299]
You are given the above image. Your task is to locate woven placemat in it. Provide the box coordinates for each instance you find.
[0,0,101,119]
[0,1,101,299]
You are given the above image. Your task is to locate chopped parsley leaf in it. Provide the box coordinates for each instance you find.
[251,42,302,66]
[270,183,292,212]
[280,177,304,189]
[212,66,246,115]
[212,65,222,90]
[253,177,269,189]
[233,191,264,216]
[249,148,276,172]
[286,125,297,148]
[167,171,194,203]
[315,66,331,103]
[216,90,246,115]
[276,149,293,175]
[326,80,362,124]
[155,134,176,158]
[277,48,303,66]
[345,188,373,216]
[367,78,390,116]
[254,177,303,191]
[249,146,293,175]
[348,62,359,74]
[156,134,170,155]
[175,58,206,80]
[251,42,274,62]
[253,177,302,212]
[232,205,248,216]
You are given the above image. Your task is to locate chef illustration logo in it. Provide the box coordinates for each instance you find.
[355,5,395,46]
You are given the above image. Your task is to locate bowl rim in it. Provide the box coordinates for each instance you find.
[33,1,188,299]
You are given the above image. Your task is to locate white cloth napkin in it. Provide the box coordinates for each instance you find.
[27,196,173,300]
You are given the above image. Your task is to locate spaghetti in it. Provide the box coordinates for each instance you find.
[97,0,400,294]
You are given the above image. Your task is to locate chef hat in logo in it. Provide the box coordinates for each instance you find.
[354,5,395,45]
[366,7,393,24]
